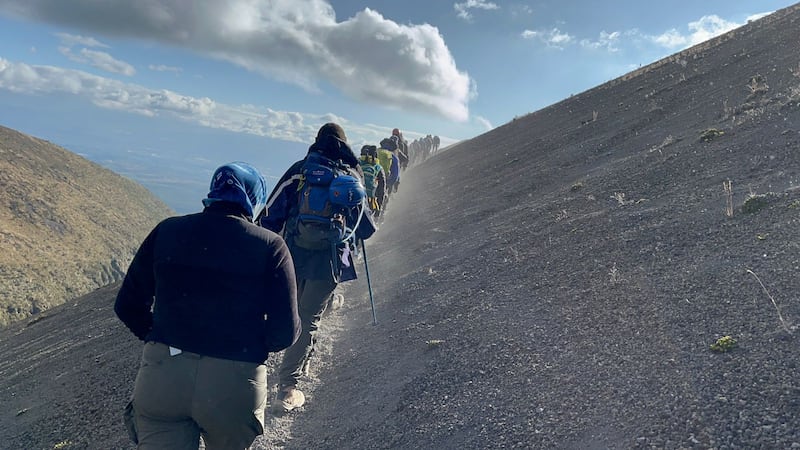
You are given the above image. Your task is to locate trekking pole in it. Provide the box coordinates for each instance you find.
[360,238,377,325]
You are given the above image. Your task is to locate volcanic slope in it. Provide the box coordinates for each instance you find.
[1,3,800,450]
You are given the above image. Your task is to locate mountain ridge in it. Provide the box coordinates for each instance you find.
[0,125,173,326]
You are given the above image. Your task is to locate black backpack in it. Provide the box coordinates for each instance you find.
[379,137,398,152]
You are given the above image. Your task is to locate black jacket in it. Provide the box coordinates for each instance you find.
[115,202,301,364]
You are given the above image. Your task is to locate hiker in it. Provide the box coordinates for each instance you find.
[114,162,301,449]
[359,144,386,218]
[260,122,376,414]
[392,128,409,170]
[378,136,401,209]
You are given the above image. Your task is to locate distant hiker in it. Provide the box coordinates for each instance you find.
[433,135,440,153]
[378,137,401,210]
[114,162,301,449]
[376,140,395,188]
[260,122,376,414]
[359,144,386,218]
[392,128,410,170]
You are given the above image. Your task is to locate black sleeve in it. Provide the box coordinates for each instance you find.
[376,169,386,201]
[262,237,301,352]
[114,225,159,340]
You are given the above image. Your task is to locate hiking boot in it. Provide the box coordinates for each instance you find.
[271,386,305,414]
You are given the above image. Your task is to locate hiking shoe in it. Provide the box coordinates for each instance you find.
[271,386,305,414]
[331,293,345,309]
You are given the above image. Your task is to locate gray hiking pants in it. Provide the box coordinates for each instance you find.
[277,278,337,387]
[124,342,266,450]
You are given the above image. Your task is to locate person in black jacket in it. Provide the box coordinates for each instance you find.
[115,161,301,450]
[260,123,376,414]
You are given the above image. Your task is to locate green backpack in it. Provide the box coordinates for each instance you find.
[359,158,381,198]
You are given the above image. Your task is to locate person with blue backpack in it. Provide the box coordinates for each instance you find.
[260,123,376,414]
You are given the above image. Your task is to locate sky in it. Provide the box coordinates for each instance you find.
[0,0,796,213]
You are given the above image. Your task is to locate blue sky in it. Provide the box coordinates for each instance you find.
[0,0,795,213]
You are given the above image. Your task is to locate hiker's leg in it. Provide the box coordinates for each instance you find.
[193,357,267,450]
[277,278,337,387]
[376,182,385,213]
[131,342,201,450]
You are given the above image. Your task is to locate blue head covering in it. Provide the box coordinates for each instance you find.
[201,162,267,222]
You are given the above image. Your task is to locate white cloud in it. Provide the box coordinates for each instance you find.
[510,5,533,17]
[0,58,410,144]
[0,0,471,122]
[59,46,136,76]
[522,10,773,55]
[148,64,182,74]
[746,12,772,23]
[521,28,574,49]
[454,0,499,21]
[474,115,493,131]
[580,31,623,52]
[55,31,135,75]
[651,14,743,50]
[54,32,108,48]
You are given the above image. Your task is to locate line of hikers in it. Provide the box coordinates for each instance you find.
[407,133,440,166]
[115,122,440,449]
[357,127,410,221]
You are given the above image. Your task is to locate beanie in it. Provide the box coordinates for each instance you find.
[316,122,347,143]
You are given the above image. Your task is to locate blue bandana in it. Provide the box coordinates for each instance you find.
[202,162,267,222]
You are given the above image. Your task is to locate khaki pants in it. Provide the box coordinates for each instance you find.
[124,342,266,450]
[277,278,337,387]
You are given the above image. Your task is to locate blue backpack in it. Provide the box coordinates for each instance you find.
[293,153,366,250]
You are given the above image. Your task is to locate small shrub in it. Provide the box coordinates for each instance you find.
[746,74,769,100]
[700,128,725,142]
[570,182,584,191]
[710,335,737,352]
[791,62,800,79]
[608,263,622,284]
[611,192,631,206]
[742,194,770,214]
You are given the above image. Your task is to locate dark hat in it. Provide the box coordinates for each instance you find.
[308,122,359,168]
[316,122,347,143]
[361,144,378,157]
